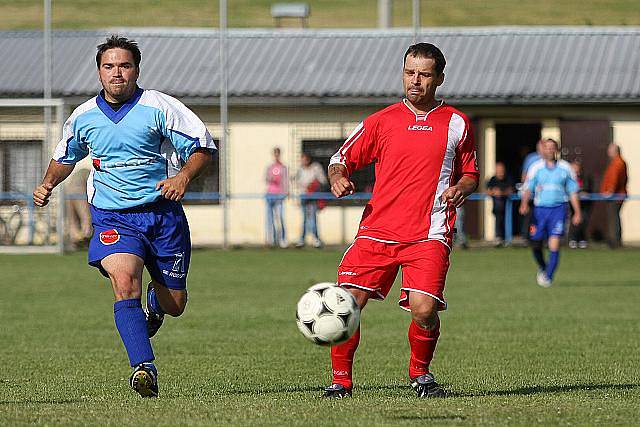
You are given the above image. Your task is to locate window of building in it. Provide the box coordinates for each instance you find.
[301,139,375,205]
[0,140,42,199]
[183,139,220,205]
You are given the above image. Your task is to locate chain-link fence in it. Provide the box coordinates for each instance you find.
[0,100,64,252]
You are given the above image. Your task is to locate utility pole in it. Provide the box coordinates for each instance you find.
[378,0,392,28]
[413,0,421,43]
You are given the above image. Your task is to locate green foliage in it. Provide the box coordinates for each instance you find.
[1,0,639,30]
[1,247,639,425]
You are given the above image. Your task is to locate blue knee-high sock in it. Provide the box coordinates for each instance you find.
[546,251,560,280]
[532,246,546,270]
[147,287,165,315]
[114,299,155,367]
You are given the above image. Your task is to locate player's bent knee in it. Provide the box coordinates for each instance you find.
[109,274,142,300]
[344,287,370,309]
[165,302,186,317]
[164,290,187,317]
[410,297,439,330]
[411,309,438,330]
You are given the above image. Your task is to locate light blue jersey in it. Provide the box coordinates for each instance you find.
[521,151,541,178]
[53,88,216,210]
[523,159,579,207]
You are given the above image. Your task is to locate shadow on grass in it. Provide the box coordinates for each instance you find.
[449,383,640,398]
[215,384,406,396]
[221,382,640,398]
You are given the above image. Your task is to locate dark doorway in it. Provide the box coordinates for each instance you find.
[495,123,542,183]
[495,123,542,237]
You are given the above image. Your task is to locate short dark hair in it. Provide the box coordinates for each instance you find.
[403,43,446,75]
[96,35,141,68]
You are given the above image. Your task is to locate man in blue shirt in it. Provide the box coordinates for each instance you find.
[519,139,581,287]
[33,36,216,397]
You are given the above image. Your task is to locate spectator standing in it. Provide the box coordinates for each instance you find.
[600,143,628,248]
[486,161,514,246]
[454,206,468,249]
[568,161,593,249]
[265,147,288,248]
[295,153,327,248]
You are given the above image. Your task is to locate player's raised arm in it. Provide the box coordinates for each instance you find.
[328,163,355,198]
[33,160,75,207]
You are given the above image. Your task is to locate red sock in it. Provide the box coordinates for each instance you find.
[408,318,440,379]
[330,328,360,389]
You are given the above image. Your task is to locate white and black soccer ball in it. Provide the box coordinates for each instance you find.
[296,282,360,346]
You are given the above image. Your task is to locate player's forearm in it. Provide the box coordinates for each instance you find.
[42,159,75,188]
[455,175,478,198]
[177,149,213,184]
[520,190,531,206]
[569,193,581,215]
[328,163,349,187]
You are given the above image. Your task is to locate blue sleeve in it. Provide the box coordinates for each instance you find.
[566,172,580,194]
[52,116,89,164]
[524,171,537,194]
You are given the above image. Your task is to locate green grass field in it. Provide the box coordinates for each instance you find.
[1,247,639,425]
[1,0,640,30]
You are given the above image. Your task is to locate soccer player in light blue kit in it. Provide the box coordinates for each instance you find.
[519,139,581,287]
[33,36,216,397]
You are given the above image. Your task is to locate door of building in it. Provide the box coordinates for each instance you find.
[495,123,542,237]
[560,120,611,241]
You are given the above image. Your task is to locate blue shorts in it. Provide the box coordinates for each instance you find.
[529,204,567,241]
[88,199,191,290]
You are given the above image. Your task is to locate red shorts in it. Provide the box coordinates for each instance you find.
[337,238,451,311]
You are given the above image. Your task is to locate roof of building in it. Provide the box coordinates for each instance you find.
[1,27,640,105]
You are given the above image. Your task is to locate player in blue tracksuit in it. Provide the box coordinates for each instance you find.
[33,36,216,397]
[519,139,581,287]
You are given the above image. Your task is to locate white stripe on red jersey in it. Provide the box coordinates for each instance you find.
[330,100,479,245]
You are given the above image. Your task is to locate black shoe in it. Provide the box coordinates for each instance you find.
[145,284,164,338]
[130,363,158,398]
[410,373,446,398]
[321,384,352,399]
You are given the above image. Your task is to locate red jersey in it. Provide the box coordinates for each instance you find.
[330,100,479,247]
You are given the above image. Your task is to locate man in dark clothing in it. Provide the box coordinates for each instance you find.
[486,162,514,246]
[568,161,593,249]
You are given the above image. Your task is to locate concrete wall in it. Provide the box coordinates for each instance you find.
[7,102,639,246]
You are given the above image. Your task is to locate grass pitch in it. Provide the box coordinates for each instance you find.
[1,246,639,425]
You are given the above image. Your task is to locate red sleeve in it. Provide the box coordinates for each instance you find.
[454,117,479,183]
[330,117,379,175]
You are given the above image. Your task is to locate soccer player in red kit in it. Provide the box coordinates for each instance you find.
[322,43,479,398]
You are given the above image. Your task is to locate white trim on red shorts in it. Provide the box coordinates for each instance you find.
[339,242,355,265]
[338,282,385,300]
[398,287,448,311]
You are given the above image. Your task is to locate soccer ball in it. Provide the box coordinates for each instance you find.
[296,282,360,346]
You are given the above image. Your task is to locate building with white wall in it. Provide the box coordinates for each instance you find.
[1,27,638,246]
